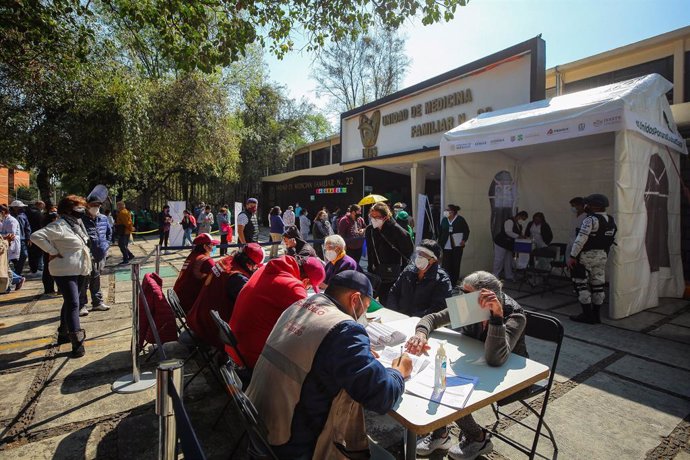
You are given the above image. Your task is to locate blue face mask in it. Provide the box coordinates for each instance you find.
[211,245,218,257]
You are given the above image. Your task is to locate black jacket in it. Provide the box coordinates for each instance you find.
[387,264,453,316]
[365,219,414,273]
[439,215,470,249]
[525,221,553,245]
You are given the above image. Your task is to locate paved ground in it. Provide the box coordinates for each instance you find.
[1,234,689,459]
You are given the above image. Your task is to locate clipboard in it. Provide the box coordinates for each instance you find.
[446,291,490,328]
[451,232,464,247]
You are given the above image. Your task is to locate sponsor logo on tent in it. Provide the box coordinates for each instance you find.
[510,134,524,142]
[547,127,569,135]
[455,142,472,150]
[635,120,684,150]
[490,138,506,144]
[578,123,586,131]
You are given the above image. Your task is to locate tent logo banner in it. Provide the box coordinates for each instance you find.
[632,119,685,152]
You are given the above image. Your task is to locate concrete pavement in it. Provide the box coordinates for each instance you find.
[0,235,689,459]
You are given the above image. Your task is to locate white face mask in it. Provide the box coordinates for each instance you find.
[352,296,368,327]
[371,217,384,229]
[73,206,86,214]
[415,256,430,271]
[88,207,99,217]
[325,249,338,262]
[443,211,450,218]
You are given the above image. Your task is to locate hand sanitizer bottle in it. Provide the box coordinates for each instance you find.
[434,340,447,390]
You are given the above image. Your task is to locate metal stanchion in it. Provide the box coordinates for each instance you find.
[155,244,161,275]
[156,359,184,460]
[112,263,157,393]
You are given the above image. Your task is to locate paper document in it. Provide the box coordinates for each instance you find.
[446,291,490,329]
[451,233,464,247]
[377,347,430,379]
[366,322,407,348]
[405,367,478,409]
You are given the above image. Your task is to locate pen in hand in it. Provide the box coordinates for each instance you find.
[396,345,403,366]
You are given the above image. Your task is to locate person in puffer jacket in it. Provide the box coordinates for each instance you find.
[79,196,112,316]
[31,195,92,358]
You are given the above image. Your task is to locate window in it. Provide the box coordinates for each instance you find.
[294,152,309,170]
[311,147,330,167]
[331,143,342,164]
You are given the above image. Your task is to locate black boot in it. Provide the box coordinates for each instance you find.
[57,325,70,345]
[591,304,602,324]
[68,329,86,358]
[570,303,596,324]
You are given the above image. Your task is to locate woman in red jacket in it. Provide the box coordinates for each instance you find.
[173,233,218,312]
[186,243,264,350]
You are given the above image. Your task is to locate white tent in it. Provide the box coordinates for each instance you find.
[440,74,687,319]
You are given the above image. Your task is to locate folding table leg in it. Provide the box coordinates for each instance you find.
[404,429,417,460]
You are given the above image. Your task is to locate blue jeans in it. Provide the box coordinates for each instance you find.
[183,228,193,246]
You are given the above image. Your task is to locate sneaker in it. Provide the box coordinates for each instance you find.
[79,306,89,317]
[91,303,111,312]
[416,430,452,456]
[448,434,494,460]
[15,277,25,291]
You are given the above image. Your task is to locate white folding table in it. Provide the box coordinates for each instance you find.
[374,309,550,460]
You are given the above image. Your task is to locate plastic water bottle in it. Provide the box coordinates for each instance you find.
[434,340,447,390]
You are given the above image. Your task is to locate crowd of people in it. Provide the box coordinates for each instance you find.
[2,189,615,459]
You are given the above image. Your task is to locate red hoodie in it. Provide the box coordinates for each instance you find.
[173,250,215,312]
[229,256,307,368]
[186,255,251,350]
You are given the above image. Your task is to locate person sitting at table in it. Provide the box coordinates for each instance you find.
[282,225,316,261]
[186,243,264,350]
[525,212,553,249]
[386,239,453,317]
[229,255,325,368]
[172,233,218,312]
[323,234,360,286]
[405,270,528,460]
[246,270,412,459]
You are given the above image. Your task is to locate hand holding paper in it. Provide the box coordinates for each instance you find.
[446,291,490,329]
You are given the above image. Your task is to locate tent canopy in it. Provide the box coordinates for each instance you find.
[441,74,687,156]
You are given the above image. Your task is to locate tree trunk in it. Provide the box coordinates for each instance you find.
[36,166,52,204]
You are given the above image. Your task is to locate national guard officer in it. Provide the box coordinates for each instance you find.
[567,193,617,324]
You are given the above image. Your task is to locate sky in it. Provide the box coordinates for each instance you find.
[265,0,690,122]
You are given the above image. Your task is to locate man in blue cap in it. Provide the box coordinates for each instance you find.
[247,270,412,459]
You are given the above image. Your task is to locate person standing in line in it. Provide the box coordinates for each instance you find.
[566,197,587,258]
[337,204,366,264]
[158,205,172,250]
[269,206,285,258]
[41,207,59,294]
[30,195,92,358]
[237,198,260,244]
[1,205,24,291]
[294,202,302,221]
[567,194,617,324]
[298,209,311,241]
[79,196,112,315]
[181,210,196,246]
[330,207,341,232]
[439,204,470,287]
[9,200,31,275]
[217,206,232,256]
[115,201,135,264]
[492,211,528,282]
[197,205,214,235]
[365,202,414,304]
[103,209,115,244]
[27,200,46,273]
[282,206,295,227]
[311,209,333,259]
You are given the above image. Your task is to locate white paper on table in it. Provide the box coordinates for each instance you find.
[404,366,478,409]
[451,232,464,247]
[377,347,430,379]
[366,322,407,348]
[446,291,490,329]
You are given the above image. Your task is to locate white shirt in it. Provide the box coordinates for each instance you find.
[1,215,21,260]
[530,223,547,248]
[443,215,457,250]
[283,210,295,226]
[504,219,520,239]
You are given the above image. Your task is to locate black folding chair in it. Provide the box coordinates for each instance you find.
[489,311,564,459]
[548,243,569,278]
[520,247,557,295]
[219,365,278,460]
[210,310,249,369]
[166,289,221,389]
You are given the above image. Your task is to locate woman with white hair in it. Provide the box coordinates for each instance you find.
[405,270,528,460]
[323,234,360,285]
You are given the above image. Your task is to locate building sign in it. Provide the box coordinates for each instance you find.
[340,40,543,163]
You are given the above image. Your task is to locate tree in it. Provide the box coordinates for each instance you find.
[312,27,411,112]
